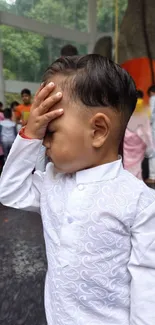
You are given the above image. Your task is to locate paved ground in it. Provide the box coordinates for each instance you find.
[0,204,47,325]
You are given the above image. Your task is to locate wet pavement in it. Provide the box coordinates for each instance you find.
[0,204,47,325]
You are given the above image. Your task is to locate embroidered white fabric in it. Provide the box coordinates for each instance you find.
[0,135,155,325]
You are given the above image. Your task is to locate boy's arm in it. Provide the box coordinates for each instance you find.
[128,197,155,325]
[0,82,64,213]
[0,135,44,213]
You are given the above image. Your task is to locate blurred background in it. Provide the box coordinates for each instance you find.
[0,0,154,104]
[0,0,128,105]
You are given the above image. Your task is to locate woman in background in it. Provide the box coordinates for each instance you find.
[147,85,155,182]
[124,90,153,179]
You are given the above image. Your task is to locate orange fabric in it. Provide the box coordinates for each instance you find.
[121,57,155,103]
[15,104,31,124]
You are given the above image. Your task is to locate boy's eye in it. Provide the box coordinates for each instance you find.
[45,130,55,138]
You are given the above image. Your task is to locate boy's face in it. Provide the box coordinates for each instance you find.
[22,93,31,105]
[43,79,94,173]
[43,75,117,173]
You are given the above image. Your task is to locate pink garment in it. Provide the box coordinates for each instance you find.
[124,113,153,179]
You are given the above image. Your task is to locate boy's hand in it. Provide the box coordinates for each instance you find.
[24,82,63,140]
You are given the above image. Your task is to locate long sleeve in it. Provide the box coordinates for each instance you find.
[128,200,155,325]
[0,135,44,213]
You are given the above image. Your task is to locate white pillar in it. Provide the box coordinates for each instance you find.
[87,0,97,54]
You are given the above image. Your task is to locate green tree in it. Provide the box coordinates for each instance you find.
[1,25,44,81]
[97,0,128,32]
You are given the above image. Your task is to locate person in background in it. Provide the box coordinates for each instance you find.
[0,102,4,170]
[0,101,3,111]
[10,100,20,112]
[0,102,4,121]
[147,85,155,183]
[124,89,153,179]
[0,108,17,162]
[15,89,32,126]
[60,44,78,56]
[10,101,20,128]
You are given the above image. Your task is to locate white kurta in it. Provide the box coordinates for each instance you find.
[0,135,155,325]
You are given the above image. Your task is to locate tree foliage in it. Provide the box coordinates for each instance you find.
[0,0,128,83]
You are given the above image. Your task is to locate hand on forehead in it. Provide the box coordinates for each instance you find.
[45,74,67,93]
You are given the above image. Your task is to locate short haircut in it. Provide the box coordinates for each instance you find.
[0,102,3,108]
[21,88,31,96]
[137,89,144,99]
[61,44,78,56]
[43,54,137,129]
[148,85,155,96]
[4,108,12,119]
[10,101,19,110]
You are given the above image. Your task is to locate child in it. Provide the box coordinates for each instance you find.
[0,55,155,325]
[0,108,17,161]
[15,88,32,126]
[123,90,153,179]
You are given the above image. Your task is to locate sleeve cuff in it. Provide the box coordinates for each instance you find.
[19,127,34,139]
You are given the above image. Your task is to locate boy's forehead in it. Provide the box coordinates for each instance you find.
[47,74,76,108]
[47,74,69,91]
[46,74,92,115]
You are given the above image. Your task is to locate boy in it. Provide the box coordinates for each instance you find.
[0,108,17,161]
[0,55,155,325]
[15,88,32,126]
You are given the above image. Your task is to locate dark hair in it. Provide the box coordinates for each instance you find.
[21,88,31,96]
[43,54,137,127]
[0,101,3,109]
[10,101,19,110]
[4,108,12,119]
[61,44,78,56]
[148,85,155,96]
[137,89,144,99]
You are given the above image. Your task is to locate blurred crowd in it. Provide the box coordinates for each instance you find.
[0,88,31,168]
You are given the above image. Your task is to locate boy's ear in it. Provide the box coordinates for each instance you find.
[90,112,111,148]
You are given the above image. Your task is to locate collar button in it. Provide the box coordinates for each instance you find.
[78,184,84,191]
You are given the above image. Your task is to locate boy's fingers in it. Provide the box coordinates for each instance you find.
[38,92,63,114]
[43,108,64,122]
[31,84,45,110]
[33,82,55,108]
[34,83,45,98]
